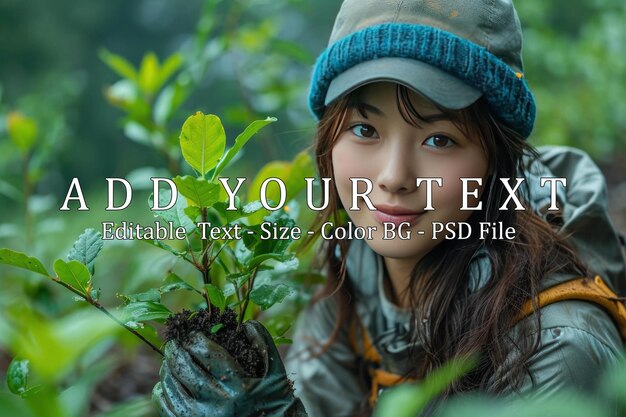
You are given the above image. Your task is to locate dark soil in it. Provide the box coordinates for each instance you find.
[165,308,265,378]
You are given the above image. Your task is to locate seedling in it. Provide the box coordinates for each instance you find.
[1,111,311,386]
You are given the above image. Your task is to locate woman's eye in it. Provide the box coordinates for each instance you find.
[423,135,455,148]
[350,124,379,139]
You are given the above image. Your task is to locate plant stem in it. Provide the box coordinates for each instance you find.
[238,267,259,328]
[200,207,212,315]
[52,278,164,356]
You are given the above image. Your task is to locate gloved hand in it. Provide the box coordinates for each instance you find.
[152,320,308,417]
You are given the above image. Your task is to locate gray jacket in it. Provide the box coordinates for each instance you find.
[285,146,626,417]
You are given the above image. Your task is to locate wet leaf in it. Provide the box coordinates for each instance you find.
[247,253,293,270]
[151,190,196,233]
[122,301,172,324]
[250,283,293,311]
[6,358,29,396]
[67,228,103,275]
[160,273,196,294]
[204,284,226,313]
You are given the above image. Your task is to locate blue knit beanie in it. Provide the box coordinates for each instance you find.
[309,0,536,138]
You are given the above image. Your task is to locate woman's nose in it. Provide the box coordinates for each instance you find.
[376,143,416,194]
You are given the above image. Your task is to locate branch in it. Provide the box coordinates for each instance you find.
[200,208,212,314]
[238,266,259,327]
[52,278,164,356]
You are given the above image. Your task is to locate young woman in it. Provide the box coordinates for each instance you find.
[153,0,626,416]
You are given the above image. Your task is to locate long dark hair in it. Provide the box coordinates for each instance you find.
[309,84,587,397]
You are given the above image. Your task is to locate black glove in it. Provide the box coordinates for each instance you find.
[152,320,307,417]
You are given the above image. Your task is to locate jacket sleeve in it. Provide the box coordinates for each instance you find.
[508,300,624,397]
[284,296,368,417]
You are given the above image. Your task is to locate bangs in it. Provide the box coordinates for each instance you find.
[336,84,486,143]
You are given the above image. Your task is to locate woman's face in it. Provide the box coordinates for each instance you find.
[331,82,488,264]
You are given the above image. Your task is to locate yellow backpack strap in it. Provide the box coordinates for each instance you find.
[348,315,383,364]
[515,275,626,340]
[348,317,418,407]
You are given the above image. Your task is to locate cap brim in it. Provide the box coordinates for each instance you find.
[325,57,482,110]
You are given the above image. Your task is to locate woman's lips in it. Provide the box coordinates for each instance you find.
[372,205,424,227]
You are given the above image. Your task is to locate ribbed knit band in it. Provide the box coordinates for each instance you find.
[309,23,536,138]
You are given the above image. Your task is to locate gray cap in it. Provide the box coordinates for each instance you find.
[324,0,524,109]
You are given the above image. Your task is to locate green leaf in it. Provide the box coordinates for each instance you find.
[142,238,187,257]
[243,210,297,258]
[104,79,140,110]
[99,49,137,81]
[247,253,293,269]
[273,337,292,346]
[53,259,91,296]
[222,282,237,298]
[180,112,226,176]
[265,315,292,337]
[204,284,226,313]
[121,302,172,324]
[0,249,49,276]
[151,190,196,233]
[90,288,101,302]
[211,117,277,180]
[438,392,610,417]
[374,355,477,417]
[6,358,29,396]
[247,150,314,224]
[210,323,224,334]
[123,121,153,146]
[117,288,161,304]
[67,228,103,275]
[154,80,189,125]
[7,308,119,384]
[0,179,21,201]
[160,273,196,294]
[212,199,268,223]
[249,283,293,311]
[184,206,202,222]
[6,112,38,152]
[138,52,160,94]
[173,175,220,208]
[91,397,155,417]
[248,151,314,205]
[158,53,183,87]
[225,271,251,287]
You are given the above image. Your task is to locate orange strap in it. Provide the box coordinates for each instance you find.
[348,316,417,407]
[350,275,626,407]
[515,275,626,340]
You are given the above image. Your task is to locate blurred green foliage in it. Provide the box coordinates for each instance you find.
[0,0,625,415]
[374,354,626,417]
[517,0,626,158]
